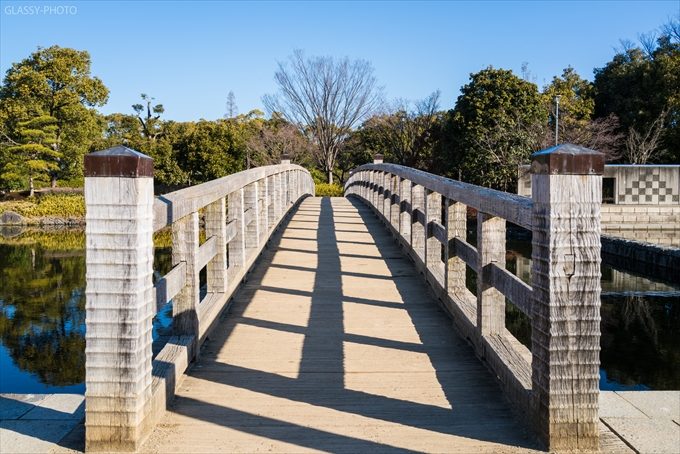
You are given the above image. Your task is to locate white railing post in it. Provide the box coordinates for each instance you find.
[228,188,246,275]
[390,174,400,230]
[425,189,443,282]
[172,211,200,338]
[399,177,411,243]
[84,146,154,452]
[530,144,603,451]
[411,183,426,262]
[383,173,391,221]
[445,199,467,300]
[476,212,506,337]
[244,182,259,251]
[205,197,227,293]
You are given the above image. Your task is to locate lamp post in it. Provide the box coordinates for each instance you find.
[554,95,561,145]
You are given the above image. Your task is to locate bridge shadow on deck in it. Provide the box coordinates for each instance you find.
[148,197,540,453]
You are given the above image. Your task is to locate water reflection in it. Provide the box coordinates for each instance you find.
[503,239,680,391]
[0,229,678,392]
[0,229,172,393]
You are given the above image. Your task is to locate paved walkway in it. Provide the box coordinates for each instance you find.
[0,394,83,453]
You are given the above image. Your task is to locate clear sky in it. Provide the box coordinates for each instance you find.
[1,1,678,122]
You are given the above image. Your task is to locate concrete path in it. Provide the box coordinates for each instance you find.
[600,391,680,453]
[0,394,84,453]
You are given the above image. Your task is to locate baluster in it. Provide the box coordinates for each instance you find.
[399,177,411,243]
[383,172,391,221]
[84,147,154,451]
[445,198,467,300]
[411,183,426,261]
[172,211,200,338]
[260,177,268,240]
[476,212,506,336]
[227,188,245,278]
[268,175,275,229]
[244,182,259,251]
[530,145,602,451]
[205,197,227,293]
[425,189,443,283]
[390,175,400,231]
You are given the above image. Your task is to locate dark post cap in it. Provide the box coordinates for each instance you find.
[280,152,291,162]
[373,153,384,163]
[530,144,603,175]
[84,146,154,178]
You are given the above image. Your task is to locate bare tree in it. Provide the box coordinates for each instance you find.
[539,114,624,161]
[263,50,383,183]
[624,108,668,164]
[247,119,313,167]
[358,91,441,169]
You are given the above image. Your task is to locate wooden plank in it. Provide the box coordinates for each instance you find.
[142,197,541,454]
[486,263,533,318]
[197,235,218,270]
[155,262,187,312]
[451,237,478,270]
[354,163,533,229]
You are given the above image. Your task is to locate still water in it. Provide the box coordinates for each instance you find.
[0,229,678,393]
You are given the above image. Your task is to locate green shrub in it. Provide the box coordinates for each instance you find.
[315,183,344,197]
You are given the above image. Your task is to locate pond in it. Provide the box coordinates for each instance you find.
[0,228,678,393]
[0,228,173,394]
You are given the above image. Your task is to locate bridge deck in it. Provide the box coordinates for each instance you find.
[142,197,542,453]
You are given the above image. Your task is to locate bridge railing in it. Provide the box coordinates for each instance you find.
[83,146,313,452]
[345,145,603,452]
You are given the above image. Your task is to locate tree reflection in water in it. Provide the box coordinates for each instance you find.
[0,230,174,392]
[0,242,86,387]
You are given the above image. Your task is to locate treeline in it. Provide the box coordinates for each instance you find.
[350,19,679,191]
[0,19,677,194]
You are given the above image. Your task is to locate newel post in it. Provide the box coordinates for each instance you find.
[84,146,155,452]
[530,144,603,452]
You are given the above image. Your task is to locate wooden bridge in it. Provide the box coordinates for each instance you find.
[82,145,623,453]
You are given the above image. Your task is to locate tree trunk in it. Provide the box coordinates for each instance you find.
[51,175,58,188]
[327,169,333,185]
[29,176,34,198]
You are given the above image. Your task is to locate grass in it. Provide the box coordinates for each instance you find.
[0,194,85,219]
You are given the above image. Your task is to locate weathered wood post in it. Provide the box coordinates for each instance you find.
[205,197,227,294]
[411,183,426,261]
[477,212,506,336]
[390,174,400,230]
[445,199,467,301]
[425,189,443,282]
[227,188,246,278]
[399,177,411,243]
[530,144,603,451]
[84,146,154,452]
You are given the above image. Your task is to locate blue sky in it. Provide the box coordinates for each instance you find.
[1,1,678,121]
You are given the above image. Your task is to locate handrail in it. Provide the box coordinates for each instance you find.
[345,144,604,452]
[83,146,314,452]
[352,163,534,229]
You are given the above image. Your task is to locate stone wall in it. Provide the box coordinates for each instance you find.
[518,164,680,247]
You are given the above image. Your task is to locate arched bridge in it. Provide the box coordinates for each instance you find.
[82,145,634,453]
